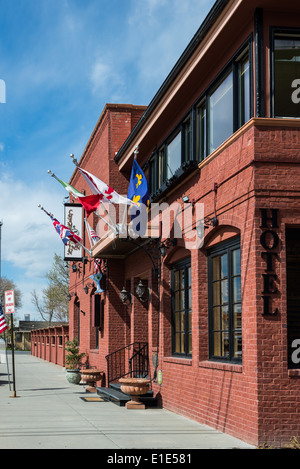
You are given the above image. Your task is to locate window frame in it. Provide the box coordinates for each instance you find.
[171,257,192,358]
[270,27,300,118]
[207,237,242,364]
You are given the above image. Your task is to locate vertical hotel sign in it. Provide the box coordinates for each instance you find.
[5,290,15,314]
[64,203,83,261]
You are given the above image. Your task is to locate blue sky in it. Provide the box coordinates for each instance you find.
[0,0,214,320]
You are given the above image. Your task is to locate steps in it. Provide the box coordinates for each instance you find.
[97,382,157,407]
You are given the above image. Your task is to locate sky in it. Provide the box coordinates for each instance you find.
[0,0,215,321]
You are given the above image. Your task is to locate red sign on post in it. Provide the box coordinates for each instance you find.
[5,290,15,314]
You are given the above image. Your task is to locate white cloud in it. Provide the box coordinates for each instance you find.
[0,143,4,152]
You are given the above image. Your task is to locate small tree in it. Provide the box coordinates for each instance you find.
[65,337,85,370]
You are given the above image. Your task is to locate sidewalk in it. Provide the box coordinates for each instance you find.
[0,352,254,450]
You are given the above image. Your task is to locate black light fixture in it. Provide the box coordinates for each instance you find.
[136,280,150,303]
[120,286,132,305]
[72,263,78,273]
[159,238,177,258]
[84,286,89,294]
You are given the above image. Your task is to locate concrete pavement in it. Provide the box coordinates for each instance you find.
[0,352,254,450]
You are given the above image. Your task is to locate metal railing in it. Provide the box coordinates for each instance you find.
[105,342,149,387]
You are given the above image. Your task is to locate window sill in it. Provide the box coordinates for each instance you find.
[198,360,242,373]
[163,356,192,366]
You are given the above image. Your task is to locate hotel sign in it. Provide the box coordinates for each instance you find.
[64,203,83,261]
[260,209,279,316]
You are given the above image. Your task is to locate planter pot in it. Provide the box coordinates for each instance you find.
[119,377,150,409]
[80,369,103,392]
[66,369,81,385]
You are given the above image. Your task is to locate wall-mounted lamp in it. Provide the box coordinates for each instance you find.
[136,280,150,303]
[72,263,78,273]
[159,238,177,258]
[120,286,132,305]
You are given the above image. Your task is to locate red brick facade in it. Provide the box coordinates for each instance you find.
[48,0,300,448]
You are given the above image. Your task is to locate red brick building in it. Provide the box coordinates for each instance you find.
[66,0,300,447]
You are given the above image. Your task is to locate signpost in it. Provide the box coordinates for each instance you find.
[5,290,16,397]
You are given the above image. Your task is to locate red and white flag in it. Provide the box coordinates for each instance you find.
[85,219,101,273]
[77,167,138,206]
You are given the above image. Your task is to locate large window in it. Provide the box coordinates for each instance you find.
[167,130,182,179]
[171,259,192,357]
[209,71,233,153]
[208,238,242,362]
[272,31,300,118]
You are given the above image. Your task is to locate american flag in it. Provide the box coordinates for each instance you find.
[0,303,7,334]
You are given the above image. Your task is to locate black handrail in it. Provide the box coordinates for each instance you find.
[105,342,149,387]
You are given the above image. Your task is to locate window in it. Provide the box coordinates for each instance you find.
[183,116,192,163]
[273,32,300,117]
[196,101,206,161]
[209,71,233,153]
[171,259,192,357]
[286,228,300,368]
[166,130,182,179]
[196,47,251,161]
[158,146,166,187]
[238,56,251,126]
[208,238,241,362]
[149,155,157,195]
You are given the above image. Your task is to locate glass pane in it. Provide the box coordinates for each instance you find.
[213,332,221,356]
[212,256,220,281]
[239,57,250,125]
[158,148,165,187]
[197,103,206,161]
[222,305,229,330]
[232,249,241,275]
[167,131,182,179]
[184,118,191,162]
[233,331,242,358]
[274,37,300,117]
[221,279,228,304]
[233,276,241,303]
[221,254,228,278]
[174,270,180,290]
[223,332,230,357]
[209,71,233,153]
[233,304,242,329]
[213,306,221,330]
[213,282,220,306]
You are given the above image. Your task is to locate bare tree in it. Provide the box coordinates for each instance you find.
[31,254,69,323]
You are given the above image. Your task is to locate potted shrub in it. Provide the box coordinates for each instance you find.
[65,337,85,384]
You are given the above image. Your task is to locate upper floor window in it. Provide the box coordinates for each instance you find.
[196,46,252,162]
[167,130,182,179]
[272,31,300,118]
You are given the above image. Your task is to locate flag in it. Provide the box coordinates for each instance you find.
[51,174,102,217]
[0,303,7,334]
[77,166,138,206]
[51,216,82,246]
[54,176,85,199]
[77,194,103,217]
[127,159,150,235]
[85,219,101,273]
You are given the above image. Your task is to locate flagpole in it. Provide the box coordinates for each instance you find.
[38,204,91,256]
[0,221,11,390]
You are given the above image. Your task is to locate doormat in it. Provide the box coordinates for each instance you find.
[80,396,109,402]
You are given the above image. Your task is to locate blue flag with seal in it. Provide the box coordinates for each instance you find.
[127,159,150,236]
